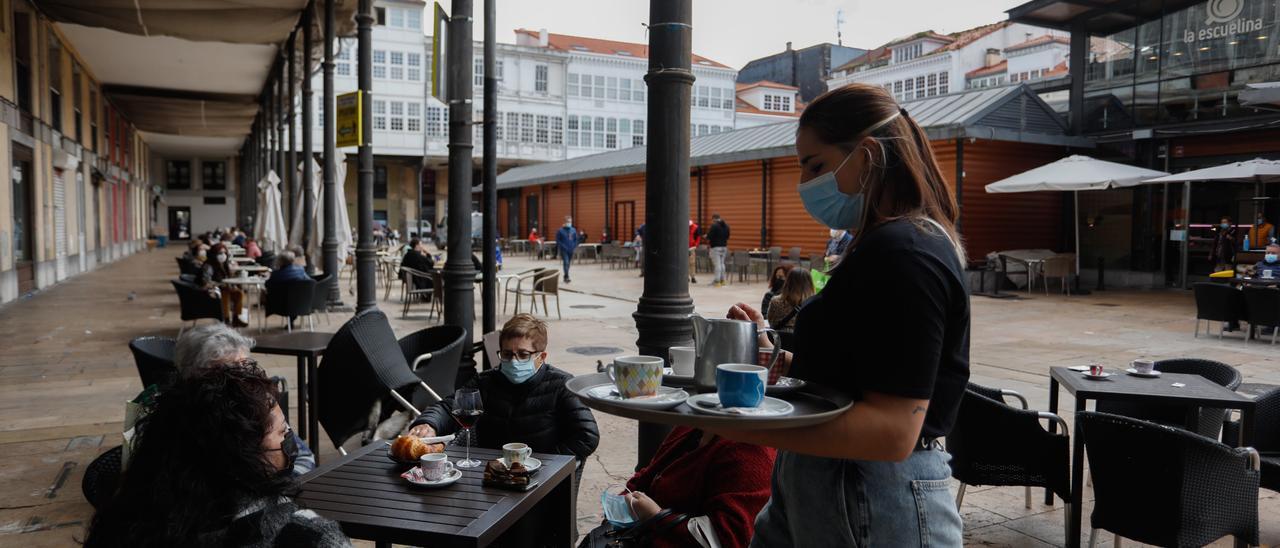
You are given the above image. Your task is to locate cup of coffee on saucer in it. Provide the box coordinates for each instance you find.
[419,452,455,481]
[503,442,532,465]
[716,364,768,408]
[1128,358,1158,377]
[607,355,664,398]
[669,346,695,377]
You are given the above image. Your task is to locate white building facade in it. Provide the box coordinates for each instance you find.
[734,81,801,129]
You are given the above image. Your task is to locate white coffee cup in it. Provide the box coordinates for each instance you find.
[1131,359,1155,375]
[419,452,454,481]
[669,346,696,377]
[503,442,532,465]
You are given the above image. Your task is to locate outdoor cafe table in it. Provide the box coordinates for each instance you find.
[1048,366,1257,548]
[253,331,333,456]
[296,443,576,548]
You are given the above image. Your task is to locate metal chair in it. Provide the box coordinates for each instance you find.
[1242,286,1280,344]
[530,269,562,320]
[128,336,177,390]
[500,267,545,309]
[171,280,223,334]
[731,250,752,283]
[264,278,317,332]
[399,267,434,319]
[309,273,335,325]
[398,325,466,410]
[505,268,546,314]
[1096,358,1242,441]
[317,309,441,450]
[1192,282,1245,338]
[948,384,1070,518]
[788,246,802,264]
[695,245,711,274]
[1078,411,1259,548]
[1040,253,1076,295]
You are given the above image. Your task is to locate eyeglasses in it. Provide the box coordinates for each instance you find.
[498,349,543,361]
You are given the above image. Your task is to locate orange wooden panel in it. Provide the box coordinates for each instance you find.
[704,161,764,251]
[609,174,646,239]
[768,157,829,257]
[498,196,509,237]
[575,179,606,242]
[546,183,572,234]
[953,140,1068,259]
[1173,129,1280,159]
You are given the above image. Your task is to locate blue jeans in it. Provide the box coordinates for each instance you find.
[561,251,572,280]
[751,446,962,547]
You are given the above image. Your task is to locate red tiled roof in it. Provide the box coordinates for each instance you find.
[885,30,954,48]
[833,21,1011,73]
[1044,60,1069,77]
[936,22,1012,53]
[736,80,799,92]
[514,28,729,69]
[1005,35,1070,53]
[966,60,1007,78]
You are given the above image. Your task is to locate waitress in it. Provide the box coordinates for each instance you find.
[714,83,970,546]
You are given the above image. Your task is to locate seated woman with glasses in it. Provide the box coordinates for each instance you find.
[407,313,600,464]
[84,361,350,547]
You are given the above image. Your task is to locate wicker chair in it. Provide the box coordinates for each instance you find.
[1078,411,1259,547]
[1192,282,1245,338]
[1242,286,1280,344]
[1223,386,1280,494]
[948,384,1070,514]
[171,280,223,334]
[1096,358,1241,440]
[128,336,177,390]
[81,445,123,510]
[399,267,434,319]
[264,278,317,331]
[398,325,466,410]
[530,269,562,320]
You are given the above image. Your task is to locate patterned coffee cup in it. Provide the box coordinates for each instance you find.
[607,355,664,398]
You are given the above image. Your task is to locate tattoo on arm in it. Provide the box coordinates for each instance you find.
[912,406,927,415]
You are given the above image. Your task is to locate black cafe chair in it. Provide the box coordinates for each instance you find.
[171,279,223,334]
[309,273,336,325]
[81,445,123,510]
[1192,282,1244,339]
[1223,387,1280,494]
[1078,411,1259,548]
[128,336,177,390]
[398,325,466,410]
[948,384,1070,518]
[1096,359,1241,441]
[1242,286,1280,344]
[264,278,316,332]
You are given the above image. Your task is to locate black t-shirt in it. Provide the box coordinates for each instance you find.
[788,218,970,439]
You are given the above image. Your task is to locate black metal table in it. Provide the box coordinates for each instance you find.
[1048,366,1257,548]
[297,443,576,547]
[253,331,333,456]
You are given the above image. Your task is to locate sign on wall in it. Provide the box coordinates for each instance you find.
[1183,0,1266,44]
[335,90,363,148]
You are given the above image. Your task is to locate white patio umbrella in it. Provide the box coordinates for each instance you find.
[1142,158,1280,184]
[253,170,289,253]
[285,153,354,271]
[986,155,1170,275]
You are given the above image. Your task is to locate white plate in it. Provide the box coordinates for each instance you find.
[1067,365,1092,372]
[402,466,463,488]
[584,384,689,410]
[497,456,542,473]
[1125,368,1161,378]
[687,393,795,417]
[1082,372,1113,380]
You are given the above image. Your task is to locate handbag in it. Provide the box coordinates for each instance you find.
[578,509,691,548]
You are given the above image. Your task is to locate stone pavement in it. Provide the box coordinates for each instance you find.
[0,246,1276,547]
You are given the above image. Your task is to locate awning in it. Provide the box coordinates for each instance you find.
[985,155,1169,193]
[1144,158,1280,184]
[1239,83,1280,109]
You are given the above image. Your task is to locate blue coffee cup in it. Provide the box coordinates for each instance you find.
[716,364,768,408]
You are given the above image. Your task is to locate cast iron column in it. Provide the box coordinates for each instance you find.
[277,58,286,189]
[302,3,315,274]
[322,0,342,304]
[445,0,476,343]
[481,0,497,334]
[288,31,298,230]
[354,0,377,312]
[634,0,694,467]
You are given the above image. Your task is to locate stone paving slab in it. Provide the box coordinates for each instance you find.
[1,249,1277,546]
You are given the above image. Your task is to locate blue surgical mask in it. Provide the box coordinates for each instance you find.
[799,149,865,231]
[601,490,638,528]
[500,357,538,384]
[1221,223,1231,229]
[1267,253,1278,264]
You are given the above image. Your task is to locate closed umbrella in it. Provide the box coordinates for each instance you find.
[289,158,321,261]
[1142,158,1280,184]
[986,155,1170,278]
[331,151,353,268]
[253,170,289,253]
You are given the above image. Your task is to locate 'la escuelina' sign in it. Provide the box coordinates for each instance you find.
[1184,0,1264,43]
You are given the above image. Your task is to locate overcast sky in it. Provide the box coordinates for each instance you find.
[484,0,1028,69]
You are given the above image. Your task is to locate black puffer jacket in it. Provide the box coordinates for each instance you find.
[409,364,600,460]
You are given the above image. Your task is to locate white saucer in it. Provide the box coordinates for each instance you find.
[1125,368,1161,378]
[402,466,463,488]
[767,376,807,395]
[497,456,542,473]
[687,393,795,417]
[1082,372,1113,380]
[585,384,689,410]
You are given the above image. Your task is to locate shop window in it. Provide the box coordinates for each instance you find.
[167,161,191,190]
[374,166,388,199]
[202,161,227,190]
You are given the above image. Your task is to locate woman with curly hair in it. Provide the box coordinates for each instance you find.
[84,361,349,547]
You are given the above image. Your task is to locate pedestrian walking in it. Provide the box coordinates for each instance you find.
[688,219,701,284]
[708,214,731,286]
[556,216,580,283]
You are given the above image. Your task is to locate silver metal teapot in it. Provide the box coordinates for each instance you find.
[689,313,780,391]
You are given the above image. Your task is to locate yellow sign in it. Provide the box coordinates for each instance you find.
[335,90,363,148]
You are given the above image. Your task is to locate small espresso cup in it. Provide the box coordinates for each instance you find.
[1089,363,1104,376]
[1131,359,1155,375]
[669,346,696,377]
[607,355,664,398]
[716,363,768,408]
[503,442,533,465]
[419,452,454,481]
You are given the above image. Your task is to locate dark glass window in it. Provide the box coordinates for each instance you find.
[374,166,388,199]
[202,161,226,190]
[166,161,191,190]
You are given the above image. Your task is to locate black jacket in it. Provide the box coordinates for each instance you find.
[708,220,730,248]
[399,249,435,289]
[409,364,600,460]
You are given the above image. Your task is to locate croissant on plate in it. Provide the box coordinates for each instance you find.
[390,435,444,461]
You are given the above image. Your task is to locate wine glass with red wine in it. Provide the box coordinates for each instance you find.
[453,389,484,468]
